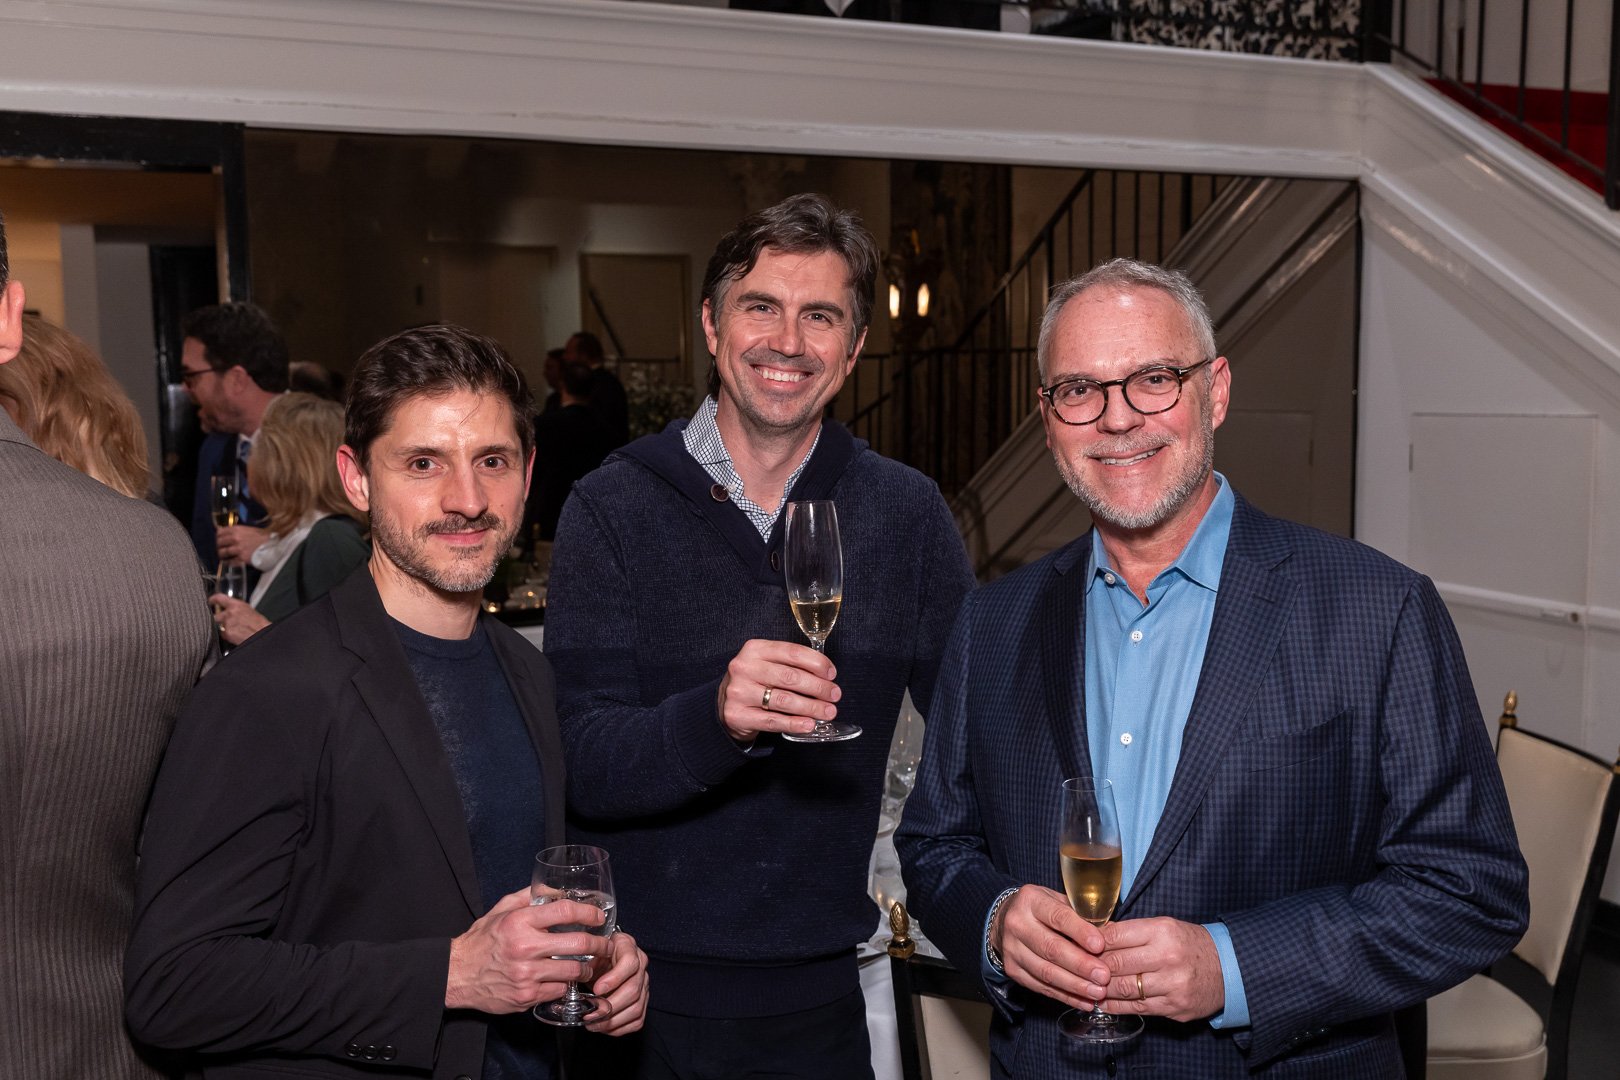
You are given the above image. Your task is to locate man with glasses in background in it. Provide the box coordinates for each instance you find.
[178,301,287,571]
[898,258,1528,1078]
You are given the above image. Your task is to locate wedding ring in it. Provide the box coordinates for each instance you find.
[761,687,774,710]
[1136,973,1145,1001]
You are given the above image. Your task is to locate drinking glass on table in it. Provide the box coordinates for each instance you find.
[781,500,859,743]
[209,473,240,529]
[1058,777,1143,1043]
[530,844,617,1027]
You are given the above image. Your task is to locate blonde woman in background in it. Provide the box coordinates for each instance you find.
[0,313,149,499]
[210,392,368,645]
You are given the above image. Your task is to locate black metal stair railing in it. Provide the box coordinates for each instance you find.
[838,168,1229,497]
[1363,0,1620,208]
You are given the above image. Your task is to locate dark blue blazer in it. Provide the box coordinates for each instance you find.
[897,495,1528,1079]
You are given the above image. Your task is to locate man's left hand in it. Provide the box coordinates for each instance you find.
[583,930,649,1035]
[1097,917,1225,1022]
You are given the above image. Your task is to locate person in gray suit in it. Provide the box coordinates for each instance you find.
[0,209,215,1077]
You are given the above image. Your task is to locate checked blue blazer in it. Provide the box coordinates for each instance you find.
[896,494,1528,1079]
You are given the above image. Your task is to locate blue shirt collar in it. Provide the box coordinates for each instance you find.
[1090,472,1235,596]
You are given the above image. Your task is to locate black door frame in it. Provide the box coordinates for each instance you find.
[0,110,250,298]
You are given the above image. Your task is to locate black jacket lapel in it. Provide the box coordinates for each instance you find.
[331,571,484,915]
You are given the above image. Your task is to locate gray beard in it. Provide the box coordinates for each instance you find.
[1057,405,1215,531]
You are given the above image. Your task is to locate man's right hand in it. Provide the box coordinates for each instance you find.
[716,639,841,743]
[992,885,1111,1010]
[445,889,608,1014]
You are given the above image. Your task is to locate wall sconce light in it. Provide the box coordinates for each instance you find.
[889,283,902,321]
[916,283,931,318]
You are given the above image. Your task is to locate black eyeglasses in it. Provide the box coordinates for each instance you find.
[178,366,219,389]
[1039,359,1212,426]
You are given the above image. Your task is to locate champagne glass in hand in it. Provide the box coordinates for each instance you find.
[210,474,240,528]
[1058,778,1142,1043]
[781,500,860,743]
[531,845,617,1027]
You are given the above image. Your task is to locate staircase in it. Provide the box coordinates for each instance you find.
[950,175,1360,579]
[839,168,1232,500]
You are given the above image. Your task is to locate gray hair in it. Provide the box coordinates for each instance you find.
[1036,258,1217,381]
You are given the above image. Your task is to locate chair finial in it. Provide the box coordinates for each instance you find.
[1500,690,1518,729]
[888,901,916,959]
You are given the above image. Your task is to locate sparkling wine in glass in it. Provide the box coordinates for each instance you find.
[781,500,860,744]
[530,844,617,1027]
[1057,777,1142,1043]
[210,474,240,529]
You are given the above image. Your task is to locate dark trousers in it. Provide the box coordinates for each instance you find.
[572,989,874,1080]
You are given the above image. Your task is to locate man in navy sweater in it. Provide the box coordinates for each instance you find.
[546,194,975,1080]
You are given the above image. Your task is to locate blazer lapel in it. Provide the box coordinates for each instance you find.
[1120,499,1298,912]
[332,572,484,915]
[489,625,566,849]
[1039,537,1093,784]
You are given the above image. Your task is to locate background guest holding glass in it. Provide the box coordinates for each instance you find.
[897,259,1528,1077]
[209,392,368,645]
[546,194,973,1080]
[179,301,287,571]
[0,312,151,500]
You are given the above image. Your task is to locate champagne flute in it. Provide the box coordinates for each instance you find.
[215,562,248,602]
[530,845,617,1027]
[781,500,860,743]
[210,474,240,529]
[1057,777,1142,1043]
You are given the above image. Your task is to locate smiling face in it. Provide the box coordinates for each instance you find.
[1041,285,1229,536]
[338,388,531,600]
[702,247,865,448]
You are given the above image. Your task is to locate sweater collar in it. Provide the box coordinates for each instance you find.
[616,417,863,583]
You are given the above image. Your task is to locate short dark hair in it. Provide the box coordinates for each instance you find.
[345,324,535,468]
[568,331,604,363]
[701,193,878,398]
[180,303,290,393]
[0,209,9,288]
[559,359,595,399]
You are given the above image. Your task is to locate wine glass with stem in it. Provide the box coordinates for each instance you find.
[530,844,618,1027]
[209,473,240,529]
[781,500,860,743]
[1057,777,1143,1043]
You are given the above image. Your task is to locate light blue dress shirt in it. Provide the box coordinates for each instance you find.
[1084,472,1247,1028]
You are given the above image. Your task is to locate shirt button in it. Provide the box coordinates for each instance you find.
[1120,732,1133,746]
[710,483,729,502]
[1129,629,1143,643]
[1103,573,1116,585]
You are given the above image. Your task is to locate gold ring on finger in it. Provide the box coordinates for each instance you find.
[1136,973,1145,1001]
[762,686,774,710]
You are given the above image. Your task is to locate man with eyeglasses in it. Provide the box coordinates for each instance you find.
[178,302,287,570]
[898,258,1527,1078]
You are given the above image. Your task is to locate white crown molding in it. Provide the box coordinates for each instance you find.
[0,0,1362,172]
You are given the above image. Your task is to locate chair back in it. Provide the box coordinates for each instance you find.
[1495,694,1620,986]
[887,902,992,1080]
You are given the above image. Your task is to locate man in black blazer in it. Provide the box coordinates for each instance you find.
[127,325,649,1079]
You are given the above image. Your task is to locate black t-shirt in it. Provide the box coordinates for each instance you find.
[393,617,552,1080]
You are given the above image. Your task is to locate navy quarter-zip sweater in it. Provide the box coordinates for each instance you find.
[545,419,974,1017]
